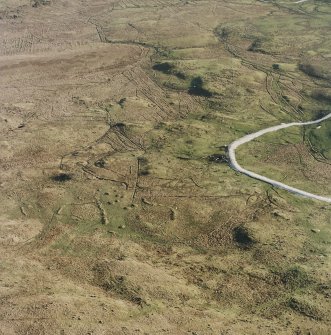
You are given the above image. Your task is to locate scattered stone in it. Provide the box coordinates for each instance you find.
[95,159,106,168]
[57,206,64,215]
[170,208,176,220]
[96,200,109,225]
[20,206,27,216]
[118,225,126,229]
[272,210,291,220]
[142,198,153,205]
[208,154,228,163]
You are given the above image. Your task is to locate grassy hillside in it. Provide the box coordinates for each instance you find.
[307,120,331,160]
[0,0,331,334]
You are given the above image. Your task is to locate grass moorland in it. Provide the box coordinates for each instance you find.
[0,0,330,334]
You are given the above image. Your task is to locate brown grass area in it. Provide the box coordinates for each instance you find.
[1,0,331,334]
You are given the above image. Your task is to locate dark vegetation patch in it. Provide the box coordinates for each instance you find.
[217,27,230,40]
[298,63,326,79]
[93,262,146,307]
[154,122,166,130]
[174,71,186,80]
[233,226,255,249]
[311,90,331,104]
[272,63,280,70]
[316,283,331,297]
[138,157,150,176]
[280,266,310,290]
[32,0,50,7]
[207,99,223,110]
[247,38,268,54]
[257,299,286,319]
[51,173,72,182]
[163,81,183,90]
[282,95,290,103]
[287,297,322,320]
[152,62,186,79]
[113,122,126,131]
[312,110,329,120]
[188,76,212,97]
[153,62,173,73]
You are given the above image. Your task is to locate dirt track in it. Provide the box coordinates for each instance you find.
[228,113,331,203]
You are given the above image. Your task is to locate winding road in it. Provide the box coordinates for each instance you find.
[228,113,331,203]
